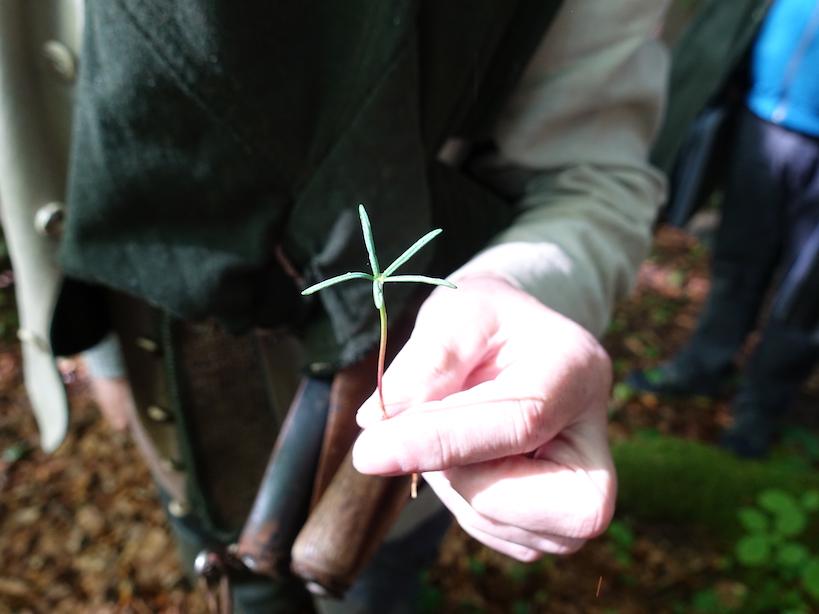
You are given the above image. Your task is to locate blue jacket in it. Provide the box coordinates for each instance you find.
[747,0,819,136]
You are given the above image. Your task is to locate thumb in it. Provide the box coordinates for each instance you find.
[355,288,495,428]
[354,327,471,428]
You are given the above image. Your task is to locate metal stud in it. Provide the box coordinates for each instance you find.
[159,457,184,473]
[135,337,160,354]
[307,362,332,376]
[42,40,78,83]
[146,404,173,422]
[16,329,50,353]
[34,202,66,238]
[167,499,190,518]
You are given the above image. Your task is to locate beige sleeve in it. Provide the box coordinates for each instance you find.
[450,0,671,338]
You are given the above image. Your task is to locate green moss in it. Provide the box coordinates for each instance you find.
[612,435,819,543]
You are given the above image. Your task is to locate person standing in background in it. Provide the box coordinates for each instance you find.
[631,0,819,459]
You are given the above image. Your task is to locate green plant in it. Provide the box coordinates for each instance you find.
[732,488,819,610]
[667,269,685,288]
[301,204,455,495]
[610,381,635,405]
[468,556,487,578]
[781,427,819,466]
[605,519,635,566]
[419,571,444,614]
[302,204,455,415]
[690,588,734,614]
[512,601,530,614]
[611,434,819,538]
[507,562,528,586]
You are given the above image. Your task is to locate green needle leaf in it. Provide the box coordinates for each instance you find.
[384,275,457,288]
[301,272,375,295]
[382,228,443,277]
[358,204,380,277]
[302,205,455,308]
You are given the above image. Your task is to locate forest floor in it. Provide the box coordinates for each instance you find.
[2,223,819,614]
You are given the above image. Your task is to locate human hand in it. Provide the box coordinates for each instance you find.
[352,276,616,561]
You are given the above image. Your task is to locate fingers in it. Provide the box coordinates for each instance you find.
[356,283,499,427]
[442,454,616,539]
[420,409,616,554]
[353,381,566,474]
[352,338,609,474]
[423,469,592,559]
[353,277,611,475]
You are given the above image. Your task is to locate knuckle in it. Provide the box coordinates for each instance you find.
[574,482,617,540]
[507,398,543,452]
[432,424,457,468]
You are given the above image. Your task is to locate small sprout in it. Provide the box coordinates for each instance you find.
[302,204,455,418]
[302,204,456,497]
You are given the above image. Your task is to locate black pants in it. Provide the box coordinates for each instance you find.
[675,106,819,415]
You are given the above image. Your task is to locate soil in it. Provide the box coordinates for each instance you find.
[1,224,817,614]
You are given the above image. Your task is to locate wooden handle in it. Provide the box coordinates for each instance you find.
[310,289,426,507]
[308,356,373,510]
[292,290,428,596]
[291,451,411,597]
[235,377,331,578]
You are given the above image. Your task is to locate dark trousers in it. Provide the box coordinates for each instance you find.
[675,106,819,415]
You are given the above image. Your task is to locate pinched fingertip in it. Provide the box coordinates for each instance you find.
[355,396,385,428]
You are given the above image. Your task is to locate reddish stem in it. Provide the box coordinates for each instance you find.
[378,303,417,497]
[377,304,388,419]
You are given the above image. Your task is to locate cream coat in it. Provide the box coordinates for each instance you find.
[0,0,83,451]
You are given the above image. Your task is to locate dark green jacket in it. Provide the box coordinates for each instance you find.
[58,0,563,367]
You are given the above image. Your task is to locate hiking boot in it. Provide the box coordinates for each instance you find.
[719,395,778,459]
[625,361,733,398]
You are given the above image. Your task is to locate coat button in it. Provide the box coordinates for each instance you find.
[135,337,161,354]
[34,202,66,238]
[147,404,173,422]
[17,329,50,353]
[42,40,78,83]
[307,362,332,376]
[167,499,191,518]
[159,457,184,473]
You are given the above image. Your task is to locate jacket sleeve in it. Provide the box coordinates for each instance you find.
[451,0,670,338]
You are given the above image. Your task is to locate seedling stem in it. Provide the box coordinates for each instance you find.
[301,205,456,496]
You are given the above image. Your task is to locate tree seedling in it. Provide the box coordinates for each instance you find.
[301,204,456,496]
